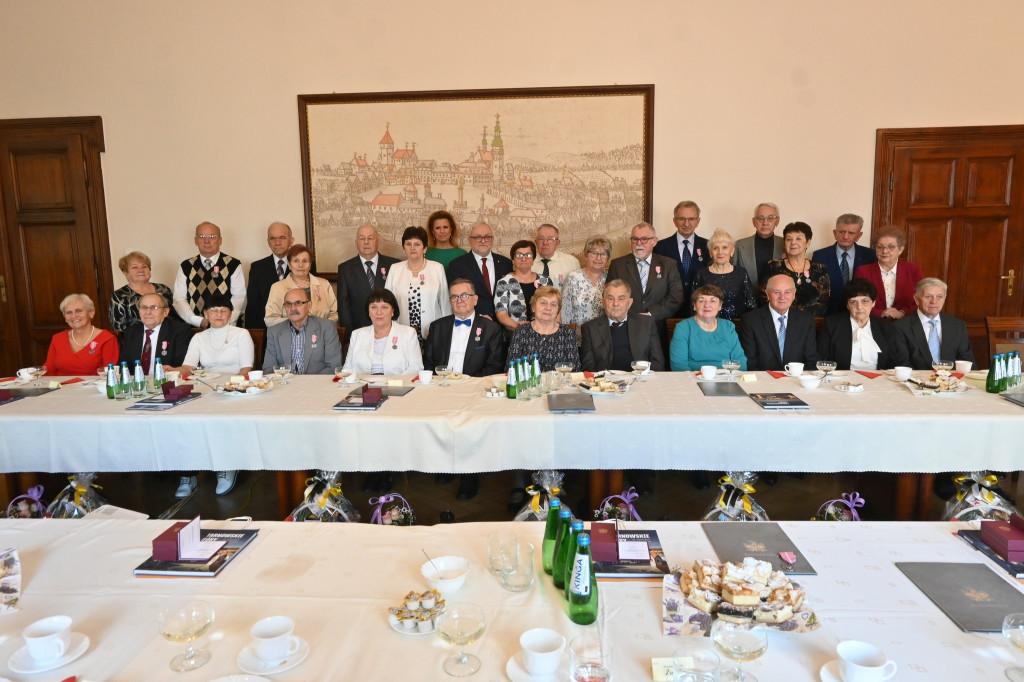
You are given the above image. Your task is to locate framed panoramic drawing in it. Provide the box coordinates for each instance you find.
[298,84,654,275]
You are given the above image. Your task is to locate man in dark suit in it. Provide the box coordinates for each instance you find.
[811,213,877,316]
[739,273,819,371]
[580,279,665,372]
[891,278,975,370]
[245,221,294,330]
[447,221,512,319]
[119,292,192,370]
[423,278,506,501]
[733,202,784,288]
[653,200,709,316]
[337,224,400,342]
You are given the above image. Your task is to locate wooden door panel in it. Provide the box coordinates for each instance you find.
[908,157,955,207]
[11,150,75,210]
[954,218,1008,322]
[904,219,951,281]
[965,157,1012,207]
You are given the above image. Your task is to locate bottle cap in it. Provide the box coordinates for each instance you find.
[577,534,591,546]
[571,520,584,530]
[559,507,572,518]
[549,497,560,508]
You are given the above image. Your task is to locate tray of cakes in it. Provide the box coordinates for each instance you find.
[216,375,274,396]
[903,372,970,396]
[578,373,633,396]
[662,557,819,635]
[387,590,446,635]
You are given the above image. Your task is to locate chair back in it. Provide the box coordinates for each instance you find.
[986,317,1024,359]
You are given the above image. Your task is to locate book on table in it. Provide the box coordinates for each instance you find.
[134,528,259,578]
[126,392,202,412]
[592,523,672,581]
[957,529,1024,581]
[333,394,389,411]
[747,392,810,410]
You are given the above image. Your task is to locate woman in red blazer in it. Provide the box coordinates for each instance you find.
[854,225,923,320]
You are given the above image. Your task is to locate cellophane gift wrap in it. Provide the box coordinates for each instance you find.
[942,471,1016,521]
[286,471,360,522]
[45,473,107,518]
[812,492,865,521]
[3,485,46,518]
[702,472,769,521]
[369,492,416,526]
[594,486,642,521]
[513,470,565,522]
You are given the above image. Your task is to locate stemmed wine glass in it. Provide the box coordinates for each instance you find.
[158,600,215,672]
[722,358,742,381]
[335,365,352,384]
[274,364,290,385]
[816,360,838,383]
[631,360,651,383]
[1003,613,1024,681]
[436,365,453,388]
[29,366,47,387]
[710,619,768,682]
[555,362,573,388]
[436,602,486,677]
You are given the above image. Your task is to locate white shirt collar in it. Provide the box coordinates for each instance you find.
[200,252,221,265]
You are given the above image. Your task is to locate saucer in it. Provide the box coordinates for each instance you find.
[819,659,842,682]
[505,651,567,682]
[237,636,309,675]
[9,632,89,673]
[210,676,272,682]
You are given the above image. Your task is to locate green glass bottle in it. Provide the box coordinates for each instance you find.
[153,359,165,388]
[560,520,585,597]
[568,533,599,625]
[541,496,562,574]
[105,363,116,399]
[551,506,573,588]
[986,355,999,393]
[506,361,517,399]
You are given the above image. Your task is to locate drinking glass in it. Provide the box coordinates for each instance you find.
[570,634,612,682]
[436,365,453,388]
[113,382,132,401]
[30,366,47,387]
[673,643,720,682]
[487,529,519,575]
[274,365,290,385]
[631,360,651,382]
[816,360,837,383]
[710,619,768,682]
[932,359,954,374]
[334,365,352,384]
[436,602,486,677]
[158,600,214,672]
[722,358,742,381]
[501,542,534,593]
[555,362,573,388]
[1003,613,1024,681]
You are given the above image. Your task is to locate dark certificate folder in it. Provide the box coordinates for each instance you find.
[896,561,1024,632]
[702,522,817,575]
[697,381,748,397]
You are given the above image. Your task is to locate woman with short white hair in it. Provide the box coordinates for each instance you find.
[692,229,757,319]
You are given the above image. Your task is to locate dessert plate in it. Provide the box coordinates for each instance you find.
[389,619,436,635]
[210,676,272,682]
[237,636,309,675]
[819,659,841,682]
[505,651,567,682]
[9,632,89,673]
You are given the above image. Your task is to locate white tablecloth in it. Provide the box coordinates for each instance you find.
[0,518,1019,681]
[1,372,1021,473]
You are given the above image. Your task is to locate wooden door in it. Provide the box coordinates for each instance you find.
[873,126,1024,365]
[0,117,112,375]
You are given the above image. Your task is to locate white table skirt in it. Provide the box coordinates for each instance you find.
[0,518,1019,681]
[1,371,1021,474]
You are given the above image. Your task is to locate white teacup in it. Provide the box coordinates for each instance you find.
[418,370,433,385]
[893,366,912,381]
[248,370,264,381]
[700,365,717,380]
[23,615,72,662]
[954,360,973,375]
[520,627,565,676]
[785,362,804,376]
[836,640,897,682]
[16,367,34,381]
[164,370,181,384]
[799,375,821,389]
[251,615,300,664]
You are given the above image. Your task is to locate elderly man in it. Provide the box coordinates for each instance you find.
[531,223,580,289]
[262,288,342,375]
[119,293,191,371]
[173,221,246,328]
[245,221,294,330]
[734,202,784,287]
[337,224,401,342]
[447,222,513,318]
[653,201,709,316]
[423,278,506,501]
[812,213,877,315]
[739,273,819,371]
[891,278,975,370]
[580,279,665,372]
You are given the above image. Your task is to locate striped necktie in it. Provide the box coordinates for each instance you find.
[638,259,648,293]
[778,315,787,359]
[840,251,850,284]
[928,319,941,363]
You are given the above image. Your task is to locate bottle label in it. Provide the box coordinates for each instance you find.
[569,553,590,597]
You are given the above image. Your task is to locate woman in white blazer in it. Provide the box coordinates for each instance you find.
[384,226,451,342]
[342,288,424,375]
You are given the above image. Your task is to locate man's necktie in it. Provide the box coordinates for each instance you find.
[454,318,471,327]
[681,239,692,277]
[928,319,941,363]
[638,260,648,293]
[141,329,153,375]
[203,258,213,270]
[481,257,491,295]
[840,251,850,284]
[541,258,551,278]
[365,260,374,287]
[613,321,625,328]
[277,260,286,280]
[778,315,787,359]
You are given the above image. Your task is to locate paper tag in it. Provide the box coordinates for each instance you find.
[617,537,650,561]
[48,381,61,389]
[178,516,226,560]
[651,657,674,682]
[387,379,403,387]
[740,373,758,382]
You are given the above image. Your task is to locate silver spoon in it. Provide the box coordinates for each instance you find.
[422,549,442,578]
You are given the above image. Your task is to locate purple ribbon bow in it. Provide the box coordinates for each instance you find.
[841,492,865,520]
[369,492,411,525]
[7,484,45,517]
[599,486,642,521]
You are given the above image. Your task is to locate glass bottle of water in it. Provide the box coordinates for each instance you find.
[541,496,562,574]
[568,533,599,625]
[551,506,574,588]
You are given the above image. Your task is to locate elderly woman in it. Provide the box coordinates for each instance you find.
[507,285,580,372]
[424,210,467,272]
[264,244,338,327]
[817,278,897,371]
[761,221,830,317]
[495,240,553,334]
[669,285,747,371]
[108,251,175,332]
[342,288,423,375]
[43,293,119,375]
[692,229,757,319]
[385,226,451,342]
[561,237,610,333]
[854,225,923,320]
[181,294,254,375]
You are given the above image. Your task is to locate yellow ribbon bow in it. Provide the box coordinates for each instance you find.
[716,476,755,514]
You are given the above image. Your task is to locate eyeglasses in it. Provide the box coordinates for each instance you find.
[196,234,220,241]
[674,217,699,223]
[138,305,166,312]
[630,236,655,244]
[587,251,609,258]
[875,244,901,251]
[536,237,558,243]
[754,215,779,222]
[449,293,475,301]
[283,300,310,308]
[469,235,494,242]
[513,253,535,259]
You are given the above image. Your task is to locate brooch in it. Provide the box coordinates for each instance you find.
[475,327,482,342]
[392,335,398,350]
[311,334,318,349]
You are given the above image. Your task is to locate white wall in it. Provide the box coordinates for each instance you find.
[2,0,1023,285]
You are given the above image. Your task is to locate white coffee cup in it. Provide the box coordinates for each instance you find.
[251,615,300,664]
[418,370,433,384]
[165,370,181,384]
[894,366,912,381]
[345,372,359,384]
[700,365,717,380]
[954,360,973,374]
[836,640,897,682]
[16,367,34,381]
[785,362,804,376]
[23,615,72,662]
[248,370,264,381]
[520,627,565,676]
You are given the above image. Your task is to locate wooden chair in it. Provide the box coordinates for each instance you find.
[248,328,265,370]
[985,316,1024,359]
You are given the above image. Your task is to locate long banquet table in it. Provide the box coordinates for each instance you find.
[1,371,1021,476]
[0,518,1020,681]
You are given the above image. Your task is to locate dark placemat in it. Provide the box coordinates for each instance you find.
[896,561,1024,632]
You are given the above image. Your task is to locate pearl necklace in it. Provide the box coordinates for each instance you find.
[70,326,96,346]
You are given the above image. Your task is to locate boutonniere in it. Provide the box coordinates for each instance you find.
[475,327,482,342]
[88,341,97,354]
[380,266,386,277]
[696,248,703,261]
[311,334,318,349]
[419,273,425,286]
[558,274,564,283]
[213,265,220,277]
[534,280,539,289]
[655,265,662,279]
[391,335,398,350]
